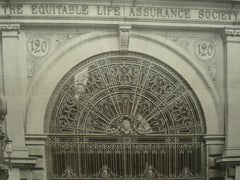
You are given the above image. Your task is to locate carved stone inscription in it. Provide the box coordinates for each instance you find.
[168,34,220,86]
[27,35,51,57]
[0,4,239,22]
[194,40,215,61]
[26,32,85,79]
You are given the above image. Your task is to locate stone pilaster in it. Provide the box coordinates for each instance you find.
[1,24,27,152]
[1,24,36,179]
[204,135,225,180]
[216,28,240,180]
[223,28,240,156]
[235,165,240,180]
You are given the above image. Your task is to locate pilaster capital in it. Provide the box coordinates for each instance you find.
[223,28,240,43]
[0,24,20,36]
[225,28,240,37]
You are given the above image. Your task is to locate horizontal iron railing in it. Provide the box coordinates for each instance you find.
[46,135,205,180]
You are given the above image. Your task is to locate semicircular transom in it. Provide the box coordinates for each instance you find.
[46,52,205,135]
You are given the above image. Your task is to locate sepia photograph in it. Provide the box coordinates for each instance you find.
[0,0,240,179]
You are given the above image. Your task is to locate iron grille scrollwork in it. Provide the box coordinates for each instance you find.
[46,135,205,179]
[45,52,206,179]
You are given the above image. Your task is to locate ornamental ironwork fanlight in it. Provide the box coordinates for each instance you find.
[45,52,206,180]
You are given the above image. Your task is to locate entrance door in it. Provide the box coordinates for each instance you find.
[45,52,206,179]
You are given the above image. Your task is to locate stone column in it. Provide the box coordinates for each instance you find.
[216,28,240,179]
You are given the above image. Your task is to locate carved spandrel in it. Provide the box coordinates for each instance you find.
[168,35,220,87]
[26,32,86,79]
[171,36,193,53]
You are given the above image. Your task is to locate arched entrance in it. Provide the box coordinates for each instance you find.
[45,51,206,179]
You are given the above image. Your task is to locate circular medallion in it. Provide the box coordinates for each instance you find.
[27,34,51,57]
[194,39,215,61]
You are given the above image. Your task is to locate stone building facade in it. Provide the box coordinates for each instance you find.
[0,0,240,179]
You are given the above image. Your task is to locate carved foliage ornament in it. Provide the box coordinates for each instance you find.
[170,35,219,86]
[45,52,205,135]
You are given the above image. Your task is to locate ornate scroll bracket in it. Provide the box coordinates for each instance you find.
[0,24,20,34]
[119,24,131,53]
[224,28,240,37]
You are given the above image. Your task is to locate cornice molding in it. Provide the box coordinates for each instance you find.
[5,157,37,168]
[203,135,225,145]
[216,156,240,166]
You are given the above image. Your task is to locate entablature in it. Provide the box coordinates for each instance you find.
[0,0,239,29]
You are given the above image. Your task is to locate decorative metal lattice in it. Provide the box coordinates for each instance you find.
[45,52,206,179]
